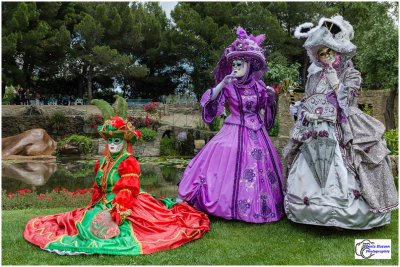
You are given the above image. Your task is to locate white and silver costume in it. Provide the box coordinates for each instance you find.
[283,16,398,230]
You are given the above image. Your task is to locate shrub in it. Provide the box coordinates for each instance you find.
[57,134,93,155]
[160,136,177,156]
[85,115,104,129]
[50,111,66,131]
[2,86,14,104]
[209,116,222,131]
[362,102,373,116]
[384,129,398,155]
[268,115,280,137]
[128,115,157,129]
[196,119,207,130]
[144,101,158,114]
[139,127,157,142]
[265,61,301,85]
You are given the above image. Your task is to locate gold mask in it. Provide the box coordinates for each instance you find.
[317,47,336,64]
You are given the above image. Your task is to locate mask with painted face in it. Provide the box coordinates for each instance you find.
[317,47,337,66]
[107,137,124,154]
[231,59,248,78]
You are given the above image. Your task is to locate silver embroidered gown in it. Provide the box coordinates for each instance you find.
[283,66,395,229]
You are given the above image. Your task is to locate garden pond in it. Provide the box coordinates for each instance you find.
[2,156,192,199]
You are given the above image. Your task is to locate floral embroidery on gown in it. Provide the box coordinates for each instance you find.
[282,16,398,230]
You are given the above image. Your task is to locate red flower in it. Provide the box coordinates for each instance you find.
[110,115,127,128]
[54,188,59,191]
[46,198,51,200]
[135,128,142,138]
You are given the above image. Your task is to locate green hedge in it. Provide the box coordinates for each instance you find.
[139,127,158,142]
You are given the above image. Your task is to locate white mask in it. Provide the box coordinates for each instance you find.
[108,138,124,154]
[232,60,248,77]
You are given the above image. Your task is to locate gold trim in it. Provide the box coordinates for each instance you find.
[110,170,117,186]
[59,239,78,247]
[120,173,139,178]
[44,234,65,248]
[88,240,98,248]
[31,219,55,240]
[119,189,133,194]
[128,221,143,254]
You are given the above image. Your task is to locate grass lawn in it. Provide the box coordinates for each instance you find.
[2,208,398,265]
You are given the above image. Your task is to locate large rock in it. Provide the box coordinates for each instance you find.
[2,129,57,158]
[59,141,82,155]
[2,161,57,186]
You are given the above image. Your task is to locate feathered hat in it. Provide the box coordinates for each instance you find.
[294,15,356,68]
[212,26,268,85]
[91,95,141,156]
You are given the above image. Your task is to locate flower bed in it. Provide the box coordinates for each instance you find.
[3,187,93,210]
[85,115,104,129]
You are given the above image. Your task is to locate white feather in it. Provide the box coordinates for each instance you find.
[294,22,315,39]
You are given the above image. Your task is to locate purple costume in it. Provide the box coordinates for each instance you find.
[178,27,284,223]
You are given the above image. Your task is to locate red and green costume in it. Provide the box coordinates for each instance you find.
[24,116,209,255]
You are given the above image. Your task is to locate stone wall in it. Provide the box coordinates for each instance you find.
[93,124,217,157]
[2,115,84,138]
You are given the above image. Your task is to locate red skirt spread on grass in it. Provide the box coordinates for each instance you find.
[24,154,209,255]
[24,193,209,255]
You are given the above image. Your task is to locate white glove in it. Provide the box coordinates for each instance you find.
[289,101,301,119]
[222,72,237,85]
[291,127,303,142]
[266,86,275,93]
[325,64,339,90]
[304,111,319,121]
[210,72,237,100]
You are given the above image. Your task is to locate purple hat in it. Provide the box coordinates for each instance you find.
[212,26,268,85]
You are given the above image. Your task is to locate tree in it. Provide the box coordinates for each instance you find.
[66,3,147,100]
[2,2,149,100]
[2,2,71,91]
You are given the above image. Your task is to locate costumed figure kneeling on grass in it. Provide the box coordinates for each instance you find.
[178,27,284,223]
[282,16,398,229]
[24,96,209,255]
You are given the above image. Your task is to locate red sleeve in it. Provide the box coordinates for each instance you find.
[111,156,140,225]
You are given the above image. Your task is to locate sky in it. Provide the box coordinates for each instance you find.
[158,1,178,19]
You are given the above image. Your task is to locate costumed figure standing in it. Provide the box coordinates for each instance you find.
[24,98,209,255]
[283,16,398,229]
[178,27,284,223]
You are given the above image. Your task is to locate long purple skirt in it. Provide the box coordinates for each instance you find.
[178,123,285,223]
